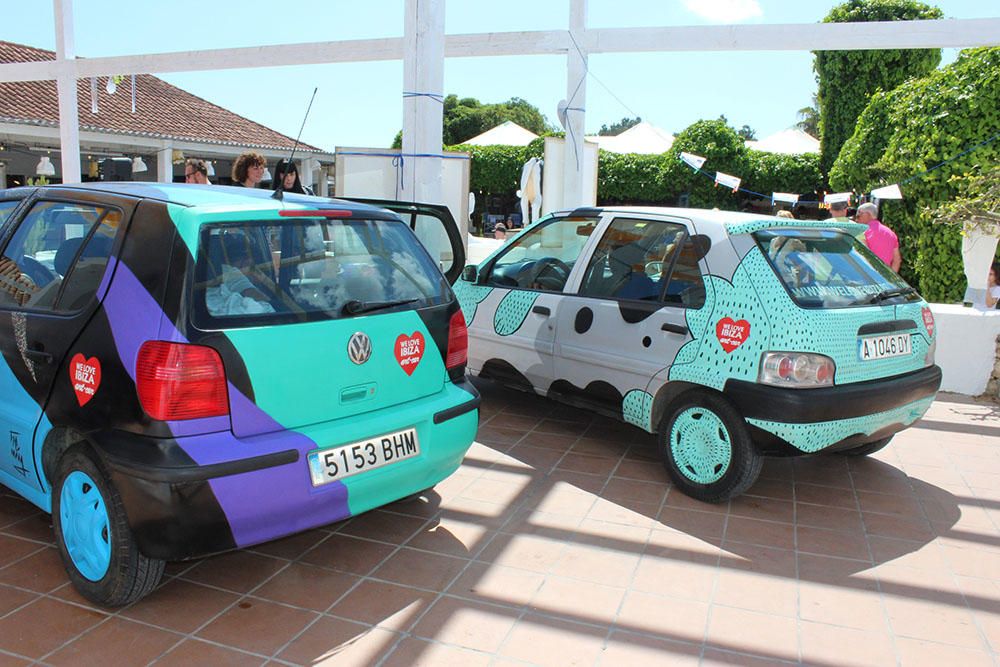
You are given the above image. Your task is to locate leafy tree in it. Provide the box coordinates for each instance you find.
[599,117,642,136]
[391,95,551,148]
[831,47,1000,301]
[814,0,943,176]
[795,94,819,136]
[737,125,757,141]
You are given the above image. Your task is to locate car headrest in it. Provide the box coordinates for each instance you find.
[54,237,85,276]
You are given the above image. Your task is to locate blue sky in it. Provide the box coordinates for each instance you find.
[0,1,994,151]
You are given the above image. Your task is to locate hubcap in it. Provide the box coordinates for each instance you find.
[59,470,111,581]
[669,407,732,484]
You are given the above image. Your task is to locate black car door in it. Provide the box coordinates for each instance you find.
[0,189,136,501]
[342,199,466,285]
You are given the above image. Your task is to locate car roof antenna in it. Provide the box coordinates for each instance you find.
[273,87,318,202]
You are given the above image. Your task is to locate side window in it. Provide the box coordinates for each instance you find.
[580,218,688,302]
[0,201,119,312]
[411,212,456,281]
[486,216,598,292]
[663,236,707,309]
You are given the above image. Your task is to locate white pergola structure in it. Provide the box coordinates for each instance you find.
[0,0,997,211]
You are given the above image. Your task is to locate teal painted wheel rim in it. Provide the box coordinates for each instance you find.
[669,407,732,484]
[59,470,111,581]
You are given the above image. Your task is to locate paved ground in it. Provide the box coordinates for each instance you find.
[1,379,998,666]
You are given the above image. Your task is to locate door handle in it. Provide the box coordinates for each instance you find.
[661,323,688,336]
[24,346,53,364]
[532,305,551,316]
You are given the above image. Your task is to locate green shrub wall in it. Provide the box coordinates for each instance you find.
[831,47,1000,302]
[455,121,822,215]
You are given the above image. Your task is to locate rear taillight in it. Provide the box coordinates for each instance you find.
[446,310,468,371]
[136,341,229,420]
[759,351,835,388]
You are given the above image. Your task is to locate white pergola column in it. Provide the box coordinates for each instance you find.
[562,0,588,210]
[53,0,81,183]
[157,145,173,183]
[402,0,445,206]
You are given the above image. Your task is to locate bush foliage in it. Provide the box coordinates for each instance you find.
[454,120,822,215]
[815,0,942,176]
[831,47,1000,301]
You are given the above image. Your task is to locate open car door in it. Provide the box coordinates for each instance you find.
[342,199,465,285]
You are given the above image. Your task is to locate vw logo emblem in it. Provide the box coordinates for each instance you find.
[348,332,372,365]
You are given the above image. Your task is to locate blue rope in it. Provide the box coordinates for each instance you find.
[403,91,445,103]
[336,151,470,160]
[896,131,1000,186]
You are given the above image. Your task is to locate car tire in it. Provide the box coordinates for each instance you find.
[52,447,165,607]
[836,436,893,457]
[658,390,762,503]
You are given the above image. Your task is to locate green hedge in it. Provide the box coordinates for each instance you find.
[815,0,942,176]
[831,47,1000,302]
[453,120,822,213]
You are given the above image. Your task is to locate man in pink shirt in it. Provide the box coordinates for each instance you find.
[856,203,902,272]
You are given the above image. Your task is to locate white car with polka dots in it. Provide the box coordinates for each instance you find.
[454,207,941,502]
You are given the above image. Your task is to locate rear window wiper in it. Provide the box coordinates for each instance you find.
[342,298,419,316]
[865,286,916,304]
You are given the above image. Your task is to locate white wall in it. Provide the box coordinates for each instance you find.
[931,304,1000,396]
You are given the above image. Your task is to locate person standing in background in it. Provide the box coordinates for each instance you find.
[184,159,211,185]
[856,203,901,272]
[232,152,266,188]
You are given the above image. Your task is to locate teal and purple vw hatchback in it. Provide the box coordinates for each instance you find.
[0,183,478,605]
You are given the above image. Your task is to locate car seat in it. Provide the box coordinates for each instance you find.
[608,242,657,300]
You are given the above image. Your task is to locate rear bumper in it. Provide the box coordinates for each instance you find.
[724,366,941,454]
[724,365,941,423]
[94,379,480,560]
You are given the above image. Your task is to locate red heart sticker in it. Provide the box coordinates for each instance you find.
[921,307,935,338]
[395,332,425,376]
[69,353,101,407]
[716,318,751,353]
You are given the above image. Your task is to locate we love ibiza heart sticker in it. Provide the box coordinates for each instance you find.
[395,332,425,376]
[69,353,101,406]
[716,318,751,354]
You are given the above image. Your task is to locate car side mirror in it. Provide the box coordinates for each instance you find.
[461,264,479,283]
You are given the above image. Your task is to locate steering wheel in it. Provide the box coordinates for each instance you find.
[529,257,571,291]
[20,256,56,287]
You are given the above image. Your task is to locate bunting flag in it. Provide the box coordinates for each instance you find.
[772,192,799,204]
[715,171,741,192]
[680,152,706,170]
[824,192,852,205]
[871,184,903,200]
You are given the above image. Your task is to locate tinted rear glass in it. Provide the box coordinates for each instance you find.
[193,217,450,329]
[754,229,918,308]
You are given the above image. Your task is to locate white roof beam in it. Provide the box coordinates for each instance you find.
[0,18,997,83]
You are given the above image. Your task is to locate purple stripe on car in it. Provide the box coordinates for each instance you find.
[101,261,351,546]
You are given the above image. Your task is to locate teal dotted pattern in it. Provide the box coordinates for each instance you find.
[494,290,539,336]
[669,262,771,390]
[451,280,493,327]
[726,220,868,237]
[622,389,654,430]
[749,395,934,453]
[738,250,930,384]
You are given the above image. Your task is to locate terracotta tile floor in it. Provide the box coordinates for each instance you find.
[1,379,999,666]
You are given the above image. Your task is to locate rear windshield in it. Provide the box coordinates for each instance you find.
[193,217,450,329]
[754,229,919,308]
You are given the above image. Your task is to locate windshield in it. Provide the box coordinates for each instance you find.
[754,229,918,308]
[193,217,450,328]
